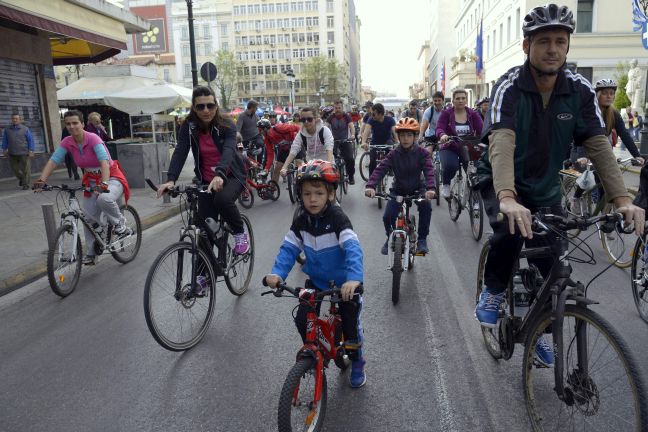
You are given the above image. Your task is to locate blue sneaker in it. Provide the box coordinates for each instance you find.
[350,359,366,388]
[534,335,555,367]
[416,239,429,254]
[475,290,506,328]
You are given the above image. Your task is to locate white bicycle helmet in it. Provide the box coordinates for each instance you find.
[594,79,617,92]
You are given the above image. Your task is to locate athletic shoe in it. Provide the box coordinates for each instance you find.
[441,184,451,199]
[381,240,388,256]
[475,290,506,328]
[194,275,208,297]
[350,359,366,388]
[233,232,250,255]
[348,176,355,185]
[534,335,555,367]
[82,255,96,265]
[113,224,133,241]
[416,239,429,254]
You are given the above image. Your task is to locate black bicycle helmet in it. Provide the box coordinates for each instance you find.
[594,78,617,92]
[522,4,575,37]
[256,118,272,130]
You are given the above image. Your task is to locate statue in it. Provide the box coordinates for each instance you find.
[626,59,645,115]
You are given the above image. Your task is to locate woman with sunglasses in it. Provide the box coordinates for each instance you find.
[157,86,250,254]
[280,106,334,176]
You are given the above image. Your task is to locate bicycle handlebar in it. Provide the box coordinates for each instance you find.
[145,178,209,198]
[497,212,625,233]
[371,192,427,203]
[36,184,108,193]
[260,279,364,299]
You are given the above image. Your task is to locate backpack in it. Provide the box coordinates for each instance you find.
[300,128,326,149]
[271,123,300,149]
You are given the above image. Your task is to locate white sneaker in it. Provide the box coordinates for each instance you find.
[441,184,450,199]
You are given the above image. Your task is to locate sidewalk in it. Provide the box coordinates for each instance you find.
[0,157,195,296]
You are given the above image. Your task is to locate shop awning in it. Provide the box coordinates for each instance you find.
[0,1,149,65]
[104,82,193,115]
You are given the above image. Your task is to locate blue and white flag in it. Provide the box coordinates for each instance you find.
[476,20,484,77]
[632,0,648,49]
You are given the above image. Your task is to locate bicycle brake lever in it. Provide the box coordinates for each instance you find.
[261,290,275,296]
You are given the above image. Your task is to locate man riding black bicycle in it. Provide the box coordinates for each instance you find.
[474,3,644,366]
[326,100,356,184]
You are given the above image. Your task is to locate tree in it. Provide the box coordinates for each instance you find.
[302,56,347,104]
[613,61,632,111]
[212,50,241,110]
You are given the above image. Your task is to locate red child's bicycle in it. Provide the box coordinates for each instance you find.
[238,158,280,209]
[262,279,363,432]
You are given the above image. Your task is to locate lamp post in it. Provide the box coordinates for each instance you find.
[319,85,327,107]
[186,0,198,87]
[285,68,295,114]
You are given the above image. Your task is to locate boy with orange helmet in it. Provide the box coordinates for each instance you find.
[365,117,436,254]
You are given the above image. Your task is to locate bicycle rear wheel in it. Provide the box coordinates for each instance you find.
[224,214,254,296]
[523,305,647,431]
[377,178,385,209]
[391,236,404,305]
[601,203,633,268]
[560,176,592,238]
[475,241,503,359]
[630,236,648,323]
[434,158,441,206]
[468,189,484,241]
[143,241,216,351]
[278,358,327,432]
[110,205,142,264]
[47,224,82,298]
[359,151,370,181]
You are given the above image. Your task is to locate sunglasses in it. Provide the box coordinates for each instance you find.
[195,103,217,111]
[300,117,315,123]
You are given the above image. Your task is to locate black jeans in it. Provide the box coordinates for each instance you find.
[482,182,562,293]
[64,152,80,180]
[198,176,245,234]
[334,139,355,178]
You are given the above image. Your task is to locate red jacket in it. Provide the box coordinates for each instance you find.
[266,123,300,149]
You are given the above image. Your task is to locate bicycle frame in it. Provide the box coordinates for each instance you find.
[387,199,414,271]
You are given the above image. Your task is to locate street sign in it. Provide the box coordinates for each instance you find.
[200,62,218,83]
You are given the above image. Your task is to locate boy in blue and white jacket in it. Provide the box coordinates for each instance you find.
[265,159,366,388]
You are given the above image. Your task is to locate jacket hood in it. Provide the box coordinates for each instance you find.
[300,119,324,137]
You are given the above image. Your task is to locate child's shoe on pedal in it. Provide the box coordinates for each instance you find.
[350,358,366,388]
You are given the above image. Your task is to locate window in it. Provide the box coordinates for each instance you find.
[184,64,190,77]
[327,32,334,44]
[163,69,170,82]
[499,23,503,50]
[578,67,593,83]
[516,8,521,39]
[182,45,189,56]
[220,23,228,36]
[327,16,334,28]
[203,24,210,39]
[328,47,335,58]
[486,35,490,58]
[181,26,188,40]
[221,42,229,51]
[327,0,334,13]
[507,16,511,44]
[493,29,497,53]
[577,0,593,33]
[233,6,239,15]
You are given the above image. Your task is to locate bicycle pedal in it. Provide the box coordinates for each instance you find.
[414,252,426,256]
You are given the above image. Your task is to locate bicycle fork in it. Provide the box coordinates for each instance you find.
[386,230,408,270]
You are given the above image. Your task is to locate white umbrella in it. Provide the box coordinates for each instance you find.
[57,76,161,106]
[103,82,193,115]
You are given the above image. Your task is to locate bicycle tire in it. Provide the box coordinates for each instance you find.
[408,215,416,270]
[475,241,503,359]
[434,159,441,206]
[224,214,254,296]
[238,185,255,209]
[523,305,648,431]
[110,205,142,264]
[341,164,348,195]
[336,163,343,205]
[600,203,633,268]
[560,176,587,238]
[47,224,82,298]
[359,151,370,181]
[630,236,648,323]
[392,236,404,305]
[267,180,281,201]
[278,358,327,432]
[287,172,297,204]
[334,325,350,370]
[468,190,484,241]
[143,241,217,351]
[377,178,385,210]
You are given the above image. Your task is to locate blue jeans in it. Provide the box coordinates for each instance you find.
[439,149,468,185]
[382,198,432,239]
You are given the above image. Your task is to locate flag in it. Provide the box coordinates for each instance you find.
[476,19,484,77]
[440,59,446,94]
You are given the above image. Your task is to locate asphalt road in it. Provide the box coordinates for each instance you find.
[1,176,647,432]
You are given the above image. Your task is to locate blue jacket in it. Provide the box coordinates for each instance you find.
[366,144,435,194]
[271,204,364,290]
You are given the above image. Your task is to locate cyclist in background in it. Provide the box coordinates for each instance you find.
[419,91,445,151]
[476,97,490,121]
[265,160,366,388]
[257,118,301,183]
[280,107,334,176]
[474,4,644,366]
[436,88,484,199]
[326,100,356,184]
[361,103,398,176]
[349,105,362,145]
[34,110,131,265]
[236,100,264,164]
[400,99,422,122]
[365,118,436,255]
[360,101,374,139]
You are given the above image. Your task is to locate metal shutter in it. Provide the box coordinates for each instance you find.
[0,58,46,152]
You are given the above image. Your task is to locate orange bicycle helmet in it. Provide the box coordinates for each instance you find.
[395,117,420,134]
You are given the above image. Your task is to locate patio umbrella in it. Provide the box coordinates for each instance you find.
[230,107,243,115]
[103,82,193,115]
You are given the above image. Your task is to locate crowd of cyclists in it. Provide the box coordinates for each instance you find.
[28,3,648,429]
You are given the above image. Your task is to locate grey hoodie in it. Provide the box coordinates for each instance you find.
[289,119,334,161]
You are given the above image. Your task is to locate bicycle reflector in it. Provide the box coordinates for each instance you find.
[396,218,406,229]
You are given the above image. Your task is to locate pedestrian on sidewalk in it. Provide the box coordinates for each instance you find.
[84,112,112,143]
[33,110,132,266]
[61,123,80,180]
[633,111,643,141]
[2,114,35,190]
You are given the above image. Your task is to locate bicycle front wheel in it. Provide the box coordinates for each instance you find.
[448,180,461,222]
[468,189,484,241]
[434,159,441,206]
[475,241,503,359]
[600,203,633,268]
[630,236,648,323]
[278,358,327,432]
[523,305,647,431]
[110,205,142,264]
[47,224,82,298]
[287,172,297,204]
[143,242,217,351]
[359,151,370,181]
[391,236,404,305]
[224,214,254,296]
[238,184,254,209]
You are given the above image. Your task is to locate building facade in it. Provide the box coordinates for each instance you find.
[427,0,459,99]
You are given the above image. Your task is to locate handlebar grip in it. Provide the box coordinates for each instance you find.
[145,178,159,193]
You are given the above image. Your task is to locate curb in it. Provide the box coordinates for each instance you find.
[0,205,181,298]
